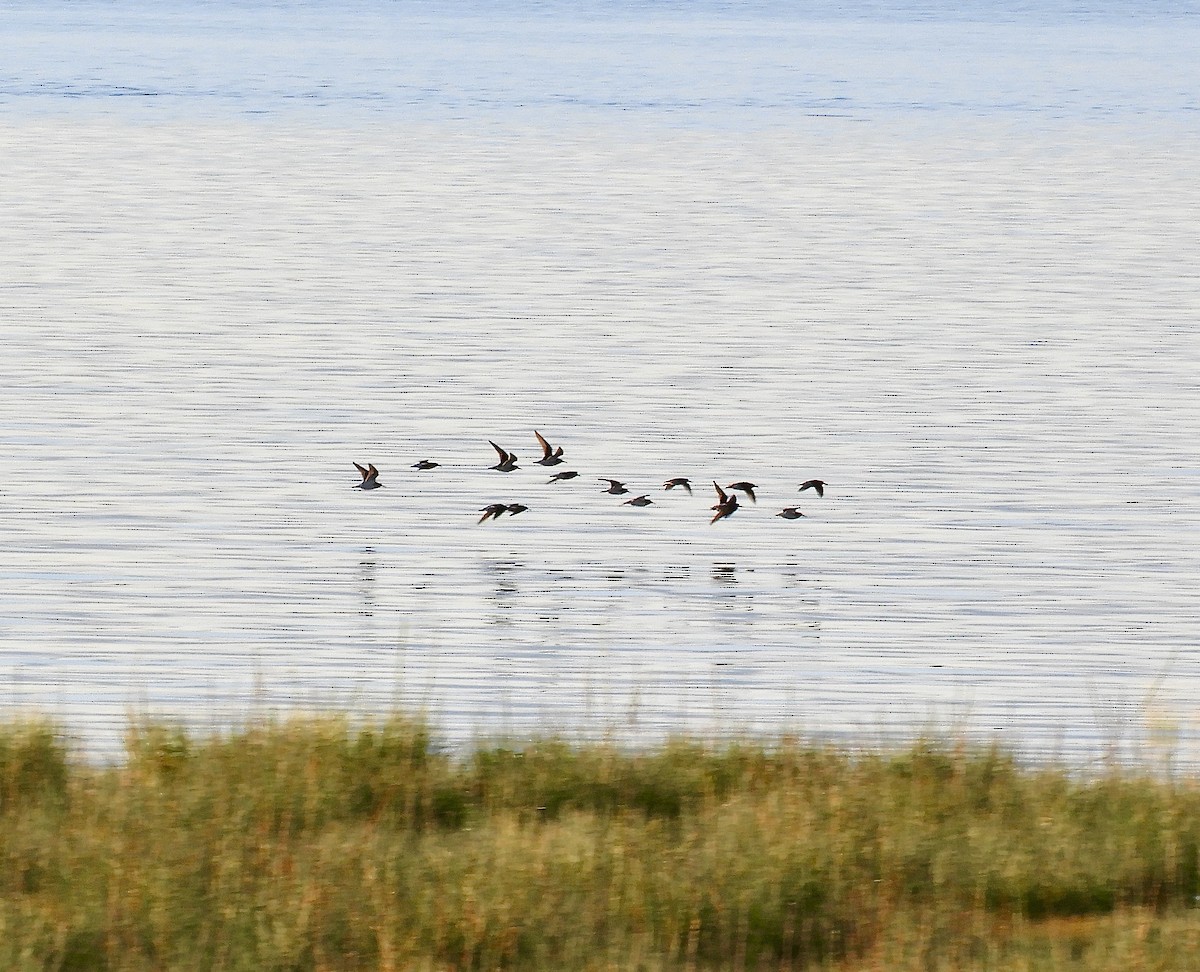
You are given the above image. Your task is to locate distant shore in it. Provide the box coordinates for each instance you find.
[2,715,1198,970]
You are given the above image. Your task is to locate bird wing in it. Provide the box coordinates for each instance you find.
[534,430,553,459]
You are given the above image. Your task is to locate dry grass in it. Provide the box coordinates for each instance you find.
[1,716,1198,970]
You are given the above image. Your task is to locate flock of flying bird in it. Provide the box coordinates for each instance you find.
[353,430,827,525]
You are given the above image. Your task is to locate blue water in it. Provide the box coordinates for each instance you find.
[2,0,1197,125]
[2,0,1198,762]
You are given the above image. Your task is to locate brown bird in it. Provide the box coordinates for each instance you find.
[727,481,757,503]
[489,441,519,472]
[663,477,692,494]
[412,459,440,470]
[533,431,565,466]
[353,463,383,490]
[624,495,654,507]
[799,479,826,497]
[478,503,508,523]
[777,507,805,520]
[710,482,739,523]
[600,479,629,495]
[548,470,579,483]
[505,503,528,516]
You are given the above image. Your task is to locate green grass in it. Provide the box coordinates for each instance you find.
[1,716,1198,970]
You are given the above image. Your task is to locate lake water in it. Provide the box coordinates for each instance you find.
[2,0,1198,762]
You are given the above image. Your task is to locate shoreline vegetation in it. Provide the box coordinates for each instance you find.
[2,717,1198,970]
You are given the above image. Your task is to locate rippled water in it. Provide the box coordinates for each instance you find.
[2,1,1199,760]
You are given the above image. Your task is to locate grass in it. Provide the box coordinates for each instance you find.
[1,716,1198,970]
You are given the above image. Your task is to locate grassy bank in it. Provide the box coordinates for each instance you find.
[1,717,1198,971]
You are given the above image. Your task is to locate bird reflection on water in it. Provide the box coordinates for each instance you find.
[484,558,522,630]
[468,558,819,643]
[342,545,830,742]
[357,546,377,619]
[711,563,757,632]
[712,563,737,586]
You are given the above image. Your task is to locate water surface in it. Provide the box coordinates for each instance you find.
[2,0,1198,761]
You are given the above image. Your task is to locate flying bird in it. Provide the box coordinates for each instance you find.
[412,459,440,470]
[600,479,629,495]
[533,431,565,466]
[663,477,692,494]
[624,495,654,507]
[505,503,529,516]
[710,482,739,523]
[489,441,519,472]
[353,463,383,490]
[777,507,805,520]
[548,471,579,483]
[478,503,509,523]
[727,481,757,503]
[799,479,826,497]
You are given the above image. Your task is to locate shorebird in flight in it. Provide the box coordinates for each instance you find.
[478,503,509,523]
[600,479,629,495]
[412,459,440,470]
[353,463,383,490]
[727,481,757,503]
[548,470,579,483]
[505,503,528,516]
[710,482,739,523]
[533,431,565,466]
[489,441,519,472]
[777,507,805,520]
[624,495,654,507]
[799,479,826,497]
[663,477,692,494]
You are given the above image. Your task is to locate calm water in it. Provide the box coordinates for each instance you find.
[2,0,1198,760]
